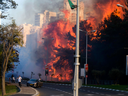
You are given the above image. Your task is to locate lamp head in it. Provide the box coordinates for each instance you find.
[91,30,96,32]
[117,4,124,7]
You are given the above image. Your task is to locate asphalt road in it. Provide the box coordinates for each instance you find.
[35,83,128,96]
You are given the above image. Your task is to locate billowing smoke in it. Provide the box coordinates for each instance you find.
[9,0,126,81]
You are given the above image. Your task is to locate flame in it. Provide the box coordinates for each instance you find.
[96,0,125,21]
[39,0,126,81]
[86,0,126,41]
[41,10,75,81]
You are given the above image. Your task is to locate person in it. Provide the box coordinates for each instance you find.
[39,77,41,81]
[17,75,22,87]
[13,76,15,83]
[11,74,14,83]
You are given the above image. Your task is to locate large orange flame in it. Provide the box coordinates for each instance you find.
[87,0,126,40]
[40,0,126,81]
[41,10,75,81]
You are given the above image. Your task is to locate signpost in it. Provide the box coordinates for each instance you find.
[45,65,49,82]
[85,64,88,72]
[85,64,88,85]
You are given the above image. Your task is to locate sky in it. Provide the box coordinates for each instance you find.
[5,0,64,25]
[4,0,91,25]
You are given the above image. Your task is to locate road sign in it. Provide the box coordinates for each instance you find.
[68,0,77,9]
[45,70,48,75]
[85,64,88,72]
[45,65,49,70]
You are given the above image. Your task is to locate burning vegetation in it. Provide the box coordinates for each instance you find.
[36,0,127,82]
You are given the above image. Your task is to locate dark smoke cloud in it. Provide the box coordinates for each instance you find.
[32,0,63,13]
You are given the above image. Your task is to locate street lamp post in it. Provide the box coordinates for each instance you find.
[67,0,80,95]
[42,37,54,82]
[79,29,95,85]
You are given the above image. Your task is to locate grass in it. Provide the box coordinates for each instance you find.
[0,84,19,96]
[85,84,128,91]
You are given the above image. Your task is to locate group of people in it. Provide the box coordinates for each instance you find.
[10,75,22,87]
[10,75,41,87]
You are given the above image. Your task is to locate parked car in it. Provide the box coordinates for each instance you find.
[26,79,43,88]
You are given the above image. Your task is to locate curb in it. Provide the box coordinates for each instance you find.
[32,87,40,96]
[15,85,22,93]
[11,83,39,96]
[45,82,128,93]
[83,85,128,93]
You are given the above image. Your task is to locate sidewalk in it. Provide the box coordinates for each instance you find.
[10,83,39,96]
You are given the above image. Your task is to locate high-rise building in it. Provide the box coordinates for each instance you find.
[44,10,57,23]
[35,13,44,27]
[35,10,57,28]
[21,23,41,48]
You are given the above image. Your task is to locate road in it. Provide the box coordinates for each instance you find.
[36,83,128,96]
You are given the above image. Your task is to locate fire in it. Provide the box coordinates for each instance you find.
[40,0,126,81]
[86,0,126,40]
[96,0,125,21]
[41,10,75,81]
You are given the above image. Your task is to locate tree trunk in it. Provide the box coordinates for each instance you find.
[2,71,6,96]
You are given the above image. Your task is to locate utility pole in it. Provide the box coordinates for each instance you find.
[74,0,80,96]
[68,0,80,96]
[85,31,88,85]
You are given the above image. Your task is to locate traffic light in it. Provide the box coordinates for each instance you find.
[45,70,48,76]
[68,0,77,9]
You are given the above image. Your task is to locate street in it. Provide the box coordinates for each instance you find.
[35,83,128,96]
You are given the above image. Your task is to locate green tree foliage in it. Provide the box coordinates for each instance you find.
[0,20,23,96]
[0,0,17,19]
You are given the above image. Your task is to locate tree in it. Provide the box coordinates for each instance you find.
[51,74,54,81]
[89,9,128,80]
[0,0,17,19]
[0,20,23,96]
[109,68,122,84]
[92,70,105,84]
[31,72,35,78]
